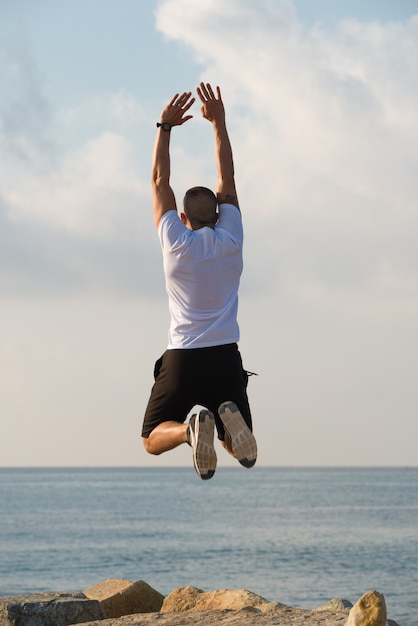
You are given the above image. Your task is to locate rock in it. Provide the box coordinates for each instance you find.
[0,592,104,626]
[161,586,287,613]
[83,579,164,618]
[314,598,353,612]
[345,590,387,626]
[0,587,399,626]
[160,586,203,612]
[60,606,355,626]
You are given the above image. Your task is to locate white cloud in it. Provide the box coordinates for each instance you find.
[3,1,417,309]
[57,91,149,144]
[0,41,163,295]
[0,121,161,295]
[156,0,418,316]
[4,132,146,236]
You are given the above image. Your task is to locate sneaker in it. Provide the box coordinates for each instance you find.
[188,410,217,480]
[218,401,257,468]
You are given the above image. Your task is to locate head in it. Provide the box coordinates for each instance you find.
[181,186,218,230]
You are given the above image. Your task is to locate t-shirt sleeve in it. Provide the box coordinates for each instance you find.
[217,203,243,245]
[158,210,188,251]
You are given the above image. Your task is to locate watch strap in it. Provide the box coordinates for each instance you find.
[156,122,172,131]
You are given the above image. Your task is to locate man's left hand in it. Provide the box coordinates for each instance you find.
[159,91,195,127]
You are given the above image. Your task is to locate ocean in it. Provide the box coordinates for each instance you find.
[0,467,417,626]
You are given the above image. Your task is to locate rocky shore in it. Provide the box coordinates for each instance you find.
[0,579,400,626]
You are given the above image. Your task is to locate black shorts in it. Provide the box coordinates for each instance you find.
[141,343,252,440]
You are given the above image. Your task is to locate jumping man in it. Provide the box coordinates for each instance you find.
[141,83,257,479]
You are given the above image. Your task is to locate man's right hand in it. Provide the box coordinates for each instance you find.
[197,83,238,208]
[197,83,226,125]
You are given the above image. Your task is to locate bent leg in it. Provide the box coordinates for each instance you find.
[218,401,257,468]
[142,421,189,455]
[220,432,235,458]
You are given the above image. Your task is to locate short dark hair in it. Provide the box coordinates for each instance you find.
[183,187,218,227]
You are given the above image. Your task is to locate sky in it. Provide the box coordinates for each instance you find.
[1,0,417,468]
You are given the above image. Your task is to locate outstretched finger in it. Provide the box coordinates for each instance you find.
[196,86,205,103]
[178,91,192,102]
[182,97,195,112]
[172,92,190,107]
[197,82,210,101]
[168,93,180,107]
[205,83,215,99]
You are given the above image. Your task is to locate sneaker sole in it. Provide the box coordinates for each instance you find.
[192,410,217,480]
[218,401,257,468]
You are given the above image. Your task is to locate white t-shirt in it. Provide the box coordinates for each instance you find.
[158,203,243,349]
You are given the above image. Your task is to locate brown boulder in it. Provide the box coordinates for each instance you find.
[345,590,387,626]
[161,586,287,613]
[160,586,203,612]
[83,578,164,618]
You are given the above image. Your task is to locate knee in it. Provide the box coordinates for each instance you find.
[142,436,161,456]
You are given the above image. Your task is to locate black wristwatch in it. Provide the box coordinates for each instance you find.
[156,122,172,132]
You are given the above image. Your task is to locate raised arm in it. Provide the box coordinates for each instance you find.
[196,83,239,209]
[152,91,195,229]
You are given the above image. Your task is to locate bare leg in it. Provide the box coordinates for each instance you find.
[221,432,235,458]
[142,421,189,455]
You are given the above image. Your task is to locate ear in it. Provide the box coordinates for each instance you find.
[180,212,187,225]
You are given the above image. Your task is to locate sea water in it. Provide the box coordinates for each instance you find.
[0,467,417,626]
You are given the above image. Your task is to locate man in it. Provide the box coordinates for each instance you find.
[141,82,257,480]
